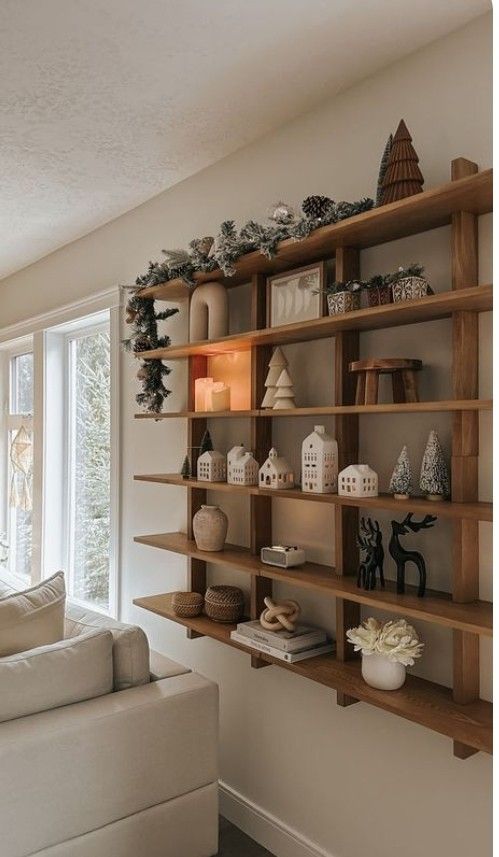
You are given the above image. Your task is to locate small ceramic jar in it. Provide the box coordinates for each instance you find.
[192,505,228,552]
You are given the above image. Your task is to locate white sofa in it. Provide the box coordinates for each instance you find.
[0,584,219,857]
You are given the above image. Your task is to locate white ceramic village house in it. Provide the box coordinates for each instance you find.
[227,445,259,485]
[259,447,294,490]
[338,464,378,497]
[197,449,227,482]
[301,425,338,493]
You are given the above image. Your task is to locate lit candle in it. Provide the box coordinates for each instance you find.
[209,382,231,412]
[194,377,214,412]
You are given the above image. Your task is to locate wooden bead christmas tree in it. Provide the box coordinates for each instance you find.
[381,120,424,204]
[261,347,287,409]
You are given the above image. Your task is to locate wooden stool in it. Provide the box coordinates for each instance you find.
[349,359,423,405]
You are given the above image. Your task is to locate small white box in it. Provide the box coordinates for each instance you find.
[260,545,306,568]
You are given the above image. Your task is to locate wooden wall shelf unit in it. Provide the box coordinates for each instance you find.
[133,159,493,757]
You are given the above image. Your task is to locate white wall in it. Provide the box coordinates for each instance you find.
[0,14,492,857]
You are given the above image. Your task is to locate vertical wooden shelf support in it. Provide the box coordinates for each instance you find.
[450,157,481,759]
[250,276,273,667]
[334,248,361,706]
[187,355,208,638]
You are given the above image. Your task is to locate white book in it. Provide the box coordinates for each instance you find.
[236,620,327,653]
[230,631,334,663]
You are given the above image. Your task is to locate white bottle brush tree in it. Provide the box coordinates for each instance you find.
[419,430,450,499]
[261,347,288,409]
[389,445,412,499]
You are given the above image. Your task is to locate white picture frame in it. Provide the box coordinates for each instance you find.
[267,262,326,328]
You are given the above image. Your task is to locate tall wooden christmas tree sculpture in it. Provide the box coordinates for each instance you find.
[376,133,393,206]
[273,367,296,410]
[381,120,424,204]
[261,347,288,409]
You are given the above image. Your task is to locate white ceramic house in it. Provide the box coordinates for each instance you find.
[227,445,259,485]
[259,447,294,490]
[301,425,338,493]
[338,464,378,497]
[197,449,227,482]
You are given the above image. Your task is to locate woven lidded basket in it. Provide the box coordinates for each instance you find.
[172,591,204,618]
[204,585,244,623]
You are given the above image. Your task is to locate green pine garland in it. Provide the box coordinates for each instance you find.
[123,291,179,413]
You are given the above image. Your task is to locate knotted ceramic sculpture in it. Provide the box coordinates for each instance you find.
[259,596,301,633]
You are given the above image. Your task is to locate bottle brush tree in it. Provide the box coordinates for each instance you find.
[389,445,412,499]
[419,430,450,499]
[180,455,191,480]
[199,429,214,455]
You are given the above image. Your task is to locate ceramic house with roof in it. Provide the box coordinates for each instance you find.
[338,464,378,497]
[301,425,338,493]
[197,449,227,482]
[259,447,294,490]
[227,445,259,485]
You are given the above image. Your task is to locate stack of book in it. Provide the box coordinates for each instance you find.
[230,620,334,663]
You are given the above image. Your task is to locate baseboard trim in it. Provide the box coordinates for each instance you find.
[219,781,333,857]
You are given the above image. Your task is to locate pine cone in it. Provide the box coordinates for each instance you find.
[302,195,335,221]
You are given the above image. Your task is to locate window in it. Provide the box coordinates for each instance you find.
[67,326,111,610]
[1,348,34,581]
[0,302,118,617]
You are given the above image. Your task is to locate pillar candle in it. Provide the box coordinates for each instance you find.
[194,377,214,412]
[208,382,231,412]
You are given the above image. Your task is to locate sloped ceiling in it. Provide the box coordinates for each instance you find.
[0,0,490,278]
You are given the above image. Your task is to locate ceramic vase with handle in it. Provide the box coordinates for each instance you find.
[192,505,228,552]
[361,653,406,690]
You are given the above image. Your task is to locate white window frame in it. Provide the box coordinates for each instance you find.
[0,288,120,618]
[0,337,36,588]
[63,317,116,616]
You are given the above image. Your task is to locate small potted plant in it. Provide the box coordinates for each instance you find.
[363,273,393,307]
[324,280,362,316]
[390,264,433,302]
[346,617,424,690]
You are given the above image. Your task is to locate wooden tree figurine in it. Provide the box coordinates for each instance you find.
[419,430,450,500]
[261,347,287,408]
[381,120,424,204]
[273,367,296,410]
[389,445,412,499]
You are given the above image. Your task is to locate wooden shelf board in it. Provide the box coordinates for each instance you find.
[136,285,493,360]
[137,170,492,302]
[133,593,492,753]
[134,532,492,635]
[133,474,492,521]
[134,399,492,420]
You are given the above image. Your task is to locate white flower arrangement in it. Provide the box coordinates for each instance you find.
[346,618,424,667]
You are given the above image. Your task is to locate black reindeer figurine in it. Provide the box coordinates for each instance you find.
[389,513,437,597]
[357,517,385,591]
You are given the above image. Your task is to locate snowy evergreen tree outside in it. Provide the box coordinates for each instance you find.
[419,430,450,499]
[389,445,412,497]
[71,331,111,608]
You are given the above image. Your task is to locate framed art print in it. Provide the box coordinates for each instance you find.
[267,262,326,328]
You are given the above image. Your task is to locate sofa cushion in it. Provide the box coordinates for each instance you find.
[65,604,150,690]
[0,571,65,657]
[0,628,113,723]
